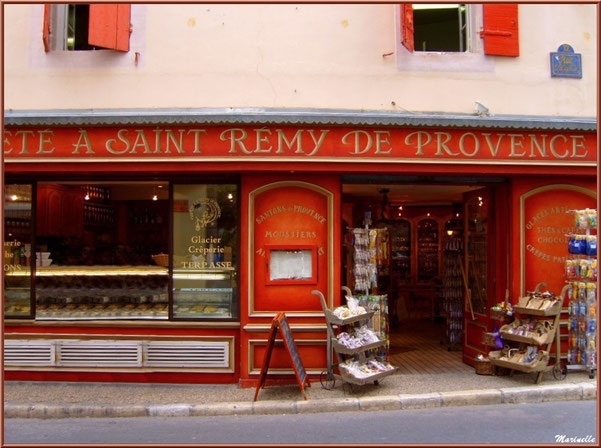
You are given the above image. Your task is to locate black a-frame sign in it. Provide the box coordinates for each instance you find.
[254,312,310,401]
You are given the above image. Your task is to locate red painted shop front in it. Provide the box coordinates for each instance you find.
[3,121,597,385]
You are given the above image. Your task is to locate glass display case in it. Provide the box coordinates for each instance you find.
[172,269,235,318]
[34,266,169,320]
[390,220,411,284]
[417,218,439,283]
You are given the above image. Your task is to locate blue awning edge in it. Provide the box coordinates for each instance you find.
[3,108,597,131]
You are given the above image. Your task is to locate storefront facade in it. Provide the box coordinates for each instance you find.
[3,111,597,385]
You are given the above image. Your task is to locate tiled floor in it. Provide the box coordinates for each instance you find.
[389,319,472,375]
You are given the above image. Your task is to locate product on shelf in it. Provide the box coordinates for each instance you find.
[339,359,395,379]
[566,208,597,376]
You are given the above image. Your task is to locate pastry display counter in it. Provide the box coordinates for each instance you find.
[28,265,169,320]
[173,268,236,319]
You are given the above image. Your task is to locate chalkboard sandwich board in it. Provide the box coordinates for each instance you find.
[254,312,310,401]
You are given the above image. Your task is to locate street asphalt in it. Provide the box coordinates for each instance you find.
[3,369,597,419]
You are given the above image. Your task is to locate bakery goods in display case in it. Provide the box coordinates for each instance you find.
[34,265,169,320]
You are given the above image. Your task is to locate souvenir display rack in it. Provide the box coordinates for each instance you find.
[442,234,463,350]
[315,288,396,392]
[488,283,565,384]
[565,208,597,379]
[416,219,439,283]
[389,220,412,284]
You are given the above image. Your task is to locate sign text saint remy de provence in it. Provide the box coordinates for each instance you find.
[3,125,596,163]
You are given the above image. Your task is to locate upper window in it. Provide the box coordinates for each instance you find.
[43,3,131,52]
[400,3,519,57]
[412,4,468,52]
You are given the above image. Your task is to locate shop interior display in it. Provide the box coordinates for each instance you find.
[3,184,33,317]
[487,282,566,384]
[442,232,464,350]
[346,219,390,358]
[315,288,396,392]
[389,220,411,285]
[417,219,439,283]
[566,208,597,379]
[34,266,169,320]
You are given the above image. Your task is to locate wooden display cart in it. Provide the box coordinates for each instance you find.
[314,288,396,392]
[488,283,567,384]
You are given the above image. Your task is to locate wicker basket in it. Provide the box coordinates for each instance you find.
[152,253,169,267]
[490,309,509,321]
[482,332,499,347]
[474,358,495,375]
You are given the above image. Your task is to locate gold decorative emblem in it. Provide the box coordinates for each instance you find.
[189,198,221,230]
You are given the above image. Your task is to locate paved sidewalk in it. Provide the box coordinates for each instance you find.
[4,370,597,419]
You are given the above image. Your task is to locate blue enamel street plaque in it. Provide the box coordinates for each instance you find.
[550,44,582,78]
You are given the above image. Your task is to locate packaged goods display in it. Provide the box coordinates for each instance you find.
[442,236,463,348]
[566,209,597,378]
[339,359,395,378]
[316,287,396,392]
[390,220,411,284]
[348,227,388,293]
[417,219,439,283]
[487,283,565,383]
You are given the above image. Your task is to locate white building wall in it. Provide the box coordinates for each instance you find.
[3,3,597,117]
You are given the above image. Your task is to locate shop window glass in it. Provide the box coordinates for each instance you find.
[466,197,487,314]
[4,185,33,318]
[172,184,238,319]
[34,182,169,320]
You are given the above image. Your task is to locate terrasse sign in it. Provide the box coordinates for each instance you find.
[3,125,596,164]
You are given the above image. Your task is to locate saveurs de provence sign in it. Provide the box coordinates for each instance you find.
[3,125,596,164]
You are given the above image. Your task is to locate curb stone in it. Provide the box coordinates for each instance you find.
[295,397,359,414]
[440,389,502,407]
[581,382,597,400]
[358,395,401,411]
[399,393,442,409]
[4,384,596,419]
[252,400,297,415]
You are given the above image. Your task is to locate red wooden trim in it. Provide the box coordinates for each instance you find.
[5,370,238,384]
[400,4,414,52]
[88,4,131,52]
[4,161,597,178]
[481,4,519,57]
[42,4,51,52]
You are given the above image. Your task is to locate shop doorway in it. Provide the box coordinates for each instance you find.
[341,182,493,373]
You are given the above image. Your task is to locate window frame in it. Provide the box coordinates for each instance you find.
[3,183,36,320]
[170,180,242,322]
[43,3,131,53]
[396,4,496,73]
[3,178,241,323]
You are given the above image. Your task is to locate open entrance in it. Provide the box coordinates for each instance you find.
[342,182,494,373]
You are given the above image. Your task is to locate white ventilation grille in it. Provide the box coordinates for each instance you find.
[57,341,142,367]
[4,339,230,370]
[145,341,229,368]
[4,340,55,366]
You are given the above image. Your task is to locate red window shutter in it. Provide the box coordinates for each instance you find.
[42,4,51,52]
[88,4,131,52]
[481,4,519,57]
[400,4,414,52]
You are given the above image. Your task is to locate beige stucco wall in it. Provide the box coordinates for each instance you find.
[3,3,598,117]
